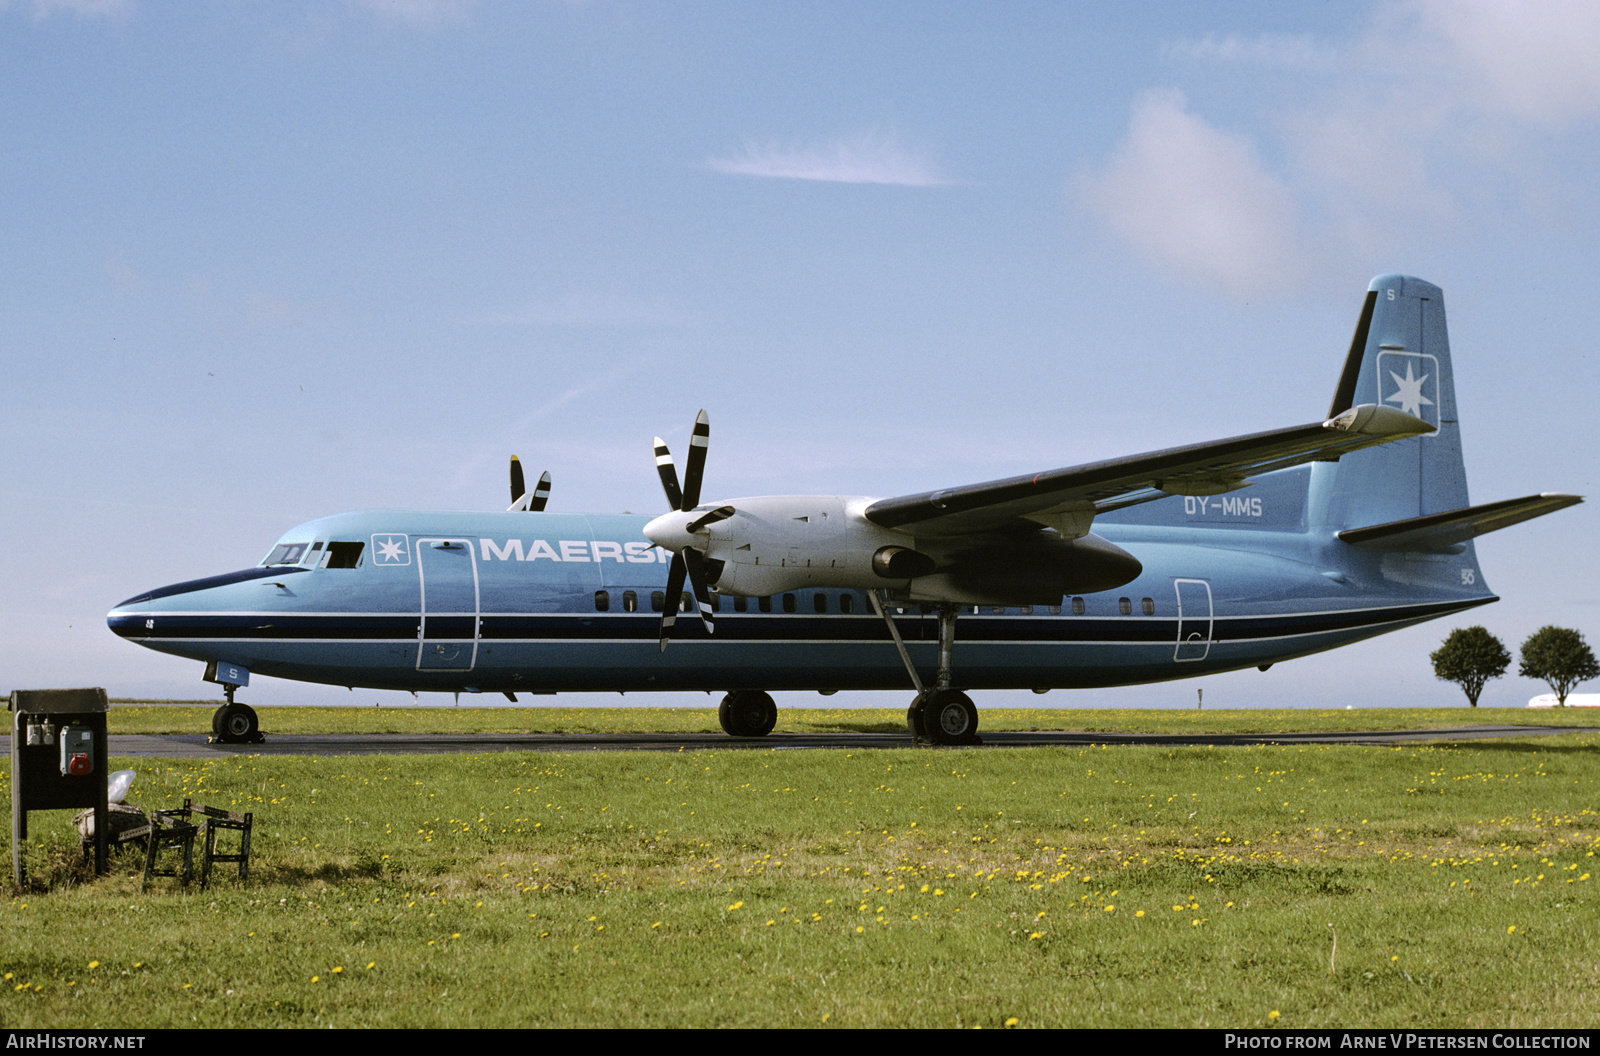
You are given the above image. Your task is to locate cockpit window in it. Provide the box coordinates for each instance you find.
[325,541,365,569]
[264,542,311,566]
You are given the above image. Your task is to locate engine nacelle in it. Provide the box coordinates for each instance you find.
[899,532,1142,605]
[647,495,1141,605]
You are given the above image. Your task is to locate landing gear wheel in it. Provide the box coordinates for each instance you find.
[913,689,979,746]
[718,690,777,737]
[906,696,928,740]
[212,702,261,743]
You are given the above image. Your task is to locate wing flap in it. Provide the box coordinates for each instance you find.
[863,404,1432,537]
[1338,493,1583,551]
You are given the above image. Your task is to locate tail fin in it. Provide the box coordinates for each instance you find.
[1310,275,1467,531]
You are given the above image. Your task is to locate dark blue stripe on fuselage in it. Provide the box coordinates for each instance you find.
[109,596,1489,645]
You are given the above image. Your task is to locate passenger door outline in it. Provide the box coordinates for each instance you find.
[417,538,480,671]
[1174,578,1213,662]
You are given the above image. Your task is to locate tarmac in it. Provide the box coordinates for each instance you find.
[2,724,1589,759]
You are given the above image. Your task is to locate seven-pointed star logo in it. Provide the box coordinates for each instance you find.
[373,534,409,564]
[1385,362,1434,418]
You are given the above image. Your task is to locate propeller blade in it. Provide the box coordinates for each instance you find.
[528,470,551,512]
[653,436,683,511]
[685,504,736,534]
[510,455,526,506]
[682,547,715,635]
[680,410,710,511]
[658,551,687,652]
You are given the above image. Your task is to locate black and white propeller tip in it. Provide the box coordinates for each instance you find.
[508,456,551,512]
[646,410,725,650]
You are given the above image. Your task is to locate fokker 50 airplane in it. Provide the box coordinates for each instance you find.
[109,276,1579,744]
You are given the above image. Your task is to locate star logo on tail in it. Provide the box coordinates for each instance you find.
[1377,351,1440,431]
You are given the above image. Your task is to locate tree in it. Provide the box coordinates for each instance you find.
[1430,626,1511,707]
[1518,626,1600,706]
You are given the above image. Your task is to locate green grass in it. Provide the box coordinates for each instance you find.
[105,700,1600,736]
[5,714,1600,1028]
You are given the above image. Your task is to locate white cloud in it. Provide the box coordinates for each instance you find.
[708,132,948,187]
[1080,2,1600,299]
[1164,32,1338,72]
[1077,89,1304,298]
[343,0,478,25]
[470,289,696,328]
[1417,0,1600,127]
[7,0,131,18]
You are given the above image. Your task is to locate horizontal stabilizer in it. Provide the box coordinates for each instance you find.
[1338,493,1582,552]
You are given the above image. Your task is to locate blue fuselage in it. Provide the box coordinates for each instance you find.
[106,499,1494,697]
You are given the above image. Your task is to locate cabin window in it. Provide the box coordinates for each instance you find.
[1019,605,1033,615]
[814,593,827,614]
[839,593,854,614]
[325,541,365,569]
[594,590,610,612]
[623,590,638,612]
[1142,597,1155,616]
[782,593,797,613]
[1118,597,1132,615]
[991,605,1005,614]
[680,593,692,613]
[650,591,665,613]
[759,596,772,613]
[1070,597,1085,615]
[1047,604,1061,615]
[734,596,748,613]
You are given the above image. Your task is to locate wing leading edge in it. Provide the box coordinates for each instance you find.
[862,403,1432,538]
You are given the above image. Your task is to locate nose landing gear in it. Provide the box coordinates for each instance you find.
[211,685,263,744]
[718,689,778,737]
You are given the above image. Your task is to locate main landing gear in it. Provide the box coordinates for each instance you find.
[871,592,982,747]
[711,596,981,746]
[211,685,263,744]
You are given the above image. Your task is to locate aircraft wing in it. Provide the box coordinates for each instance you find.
[862,404,1432,538]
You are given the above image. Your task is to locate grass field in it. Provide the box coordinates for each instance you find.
[5,706,1599,1028]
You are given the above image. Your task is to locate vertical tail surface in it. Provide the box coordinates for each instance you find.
[1312,274,1469,531]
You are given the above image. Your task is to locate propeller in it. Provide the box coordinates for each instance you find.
[508,456,551,512]
[648,410,725,651]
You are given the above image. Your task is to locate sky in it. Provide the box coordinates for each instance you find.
[2,0,1596,713]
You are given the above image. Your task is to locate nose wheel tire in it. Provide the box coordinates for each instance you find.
[908,689,979,746]
[718,690,777,737]
[211,702,262,743]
